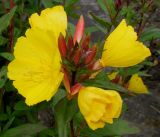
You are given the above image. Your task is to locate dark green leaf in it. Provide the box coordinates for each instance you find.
[42,0,53,8]
[51,89,66,107]
[97,0,108,14]
[89,12,111,31]
[54,97,78,137]
[3,117,15,131]
[103,0,116,18]
[0,123,47,137]
[0,114,8,121]
[85,26,99,34]
[14,101,30,111]
[0,66,8,88]
[83,70,128,93]
[140,27,160,42]
[0,6,17,33]
[0,36,8,46]
[80,119,139,137]
[0,52,14,61]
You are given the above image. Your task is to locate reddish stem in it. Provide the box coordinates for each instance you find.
[9,0,15,52]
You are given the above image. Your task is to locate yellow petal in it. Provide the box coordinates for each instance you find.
[101,19,151,67]
[107,71,118,80]
[128,74,148,94]
[29,5,67,40]
[86,119,105,130]
[78,87,122,130]
[8,28,63,105]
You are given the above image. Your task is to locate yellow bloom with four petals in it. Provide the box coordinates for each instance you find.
[8,6,67,105]
[78,87,122,130]
[101,19,151,67]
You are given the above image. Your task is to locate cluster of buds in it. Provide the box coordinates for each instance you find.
[58,16,98,97]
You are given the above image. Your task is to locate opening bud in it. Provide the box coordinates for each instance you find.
[73,15,85,44]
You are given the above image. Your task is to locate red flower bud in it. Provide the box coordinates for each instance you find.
[85,45,97,64]
[70,83,82,95]
[62,68,71,93]
[73,15,85,44]
[67,36,74,50]
[73,48,82,65]
[81,35,90,52]
[115,0,122,10]
[58,33,67,58]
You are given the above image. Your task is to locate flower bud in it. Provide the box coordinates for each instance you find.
[78,87,122,130]
[85,45,97,64]
[62,68,71,93]
[73,48,82,65]
[58,33,67,58]
[115,0,122,10]
[73,15,85,44]
[70,83,82,95]
[81,35,90,51]
[67,36,74,50]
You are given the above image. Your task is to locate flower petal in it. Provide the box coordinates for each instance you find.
[29,5,67,40]
[128,74,148,94]
[101,19,151,67]
[78,87,122,130]
[8,28,63,105]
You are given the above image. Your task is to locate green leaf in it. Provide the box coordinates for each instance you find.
[0,6,17,33]
[103,0,116,18]
[89,12,111,31]
[140,27,160,42]
[83,70,128,93]
[42,0,53,8]
[68,22,75,35]
[97,0,108,14]
[80,119,139,137]
[0,123,47,137]
[51,89,66,107]
[3,117,15,131]
[0,52,14,61]
[0,36,8,46]
[54,97,78,137]
[0,66,8,88]
[85,26,99,34]
[0,114,8,121]
[14,101,30,111]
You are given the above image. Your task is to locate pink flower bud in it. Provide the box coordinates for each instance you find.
[73,15,85,44]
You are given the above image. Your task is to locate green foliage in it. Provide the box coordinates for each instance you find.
[80,119,139,137]
[0,123,47,137]
[54,97,78,137]
[0,6,17,33]
[140,27,160,42]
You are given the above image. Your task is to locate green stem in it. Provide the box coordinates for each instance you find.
[70,120,76,137]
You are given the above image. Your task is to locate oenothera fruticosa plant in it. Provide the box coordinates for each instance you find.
[8,5,151,131]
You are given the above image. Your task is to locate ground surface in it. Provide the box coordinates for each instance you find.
[77,0,160,137]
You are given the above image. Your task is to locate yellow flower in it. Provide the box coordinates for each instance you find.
[101,19,151,67]
[29,6,67,40]
[107,71,118,80]
[128,74,148,94]
[8,6,67,105]
[78,87,122,130]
